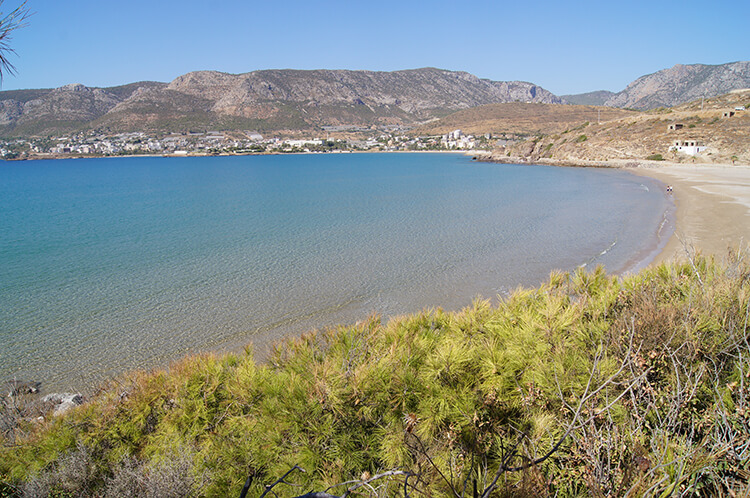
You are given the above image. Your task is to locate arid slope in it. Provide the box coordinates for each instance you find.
[490,90,750,165]
[413,102,636,137]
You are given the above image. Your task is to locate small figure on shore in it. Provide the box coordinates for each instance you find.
[666,185,673,193]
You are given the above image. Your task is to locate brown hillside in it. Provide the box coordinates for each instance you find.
[491,90,750,165]
[0,69,562,137]
[412,102,636,137]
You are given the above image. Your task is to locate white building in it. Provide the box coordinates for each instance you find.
[670,140,707,156]
[285,139,323,147]
[147,141,163,151]
[441,128,476,149]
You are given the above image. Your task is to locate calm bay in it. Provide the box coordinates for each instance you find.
[0,153,672,391]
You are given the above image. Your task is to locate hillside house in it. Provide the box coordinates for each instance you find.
[723,111,735,118]
[670,140,707,156]
[667,123,684,131]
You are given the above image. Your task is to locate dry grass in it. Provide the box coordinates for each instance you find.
[413,103,636,137]
[492,90,750,164]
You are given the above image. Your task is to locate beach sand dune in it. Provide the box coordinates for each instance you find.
[634,163,750,264]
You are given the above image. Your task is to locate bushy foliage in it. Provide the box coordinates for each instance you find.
[2,253,750,497]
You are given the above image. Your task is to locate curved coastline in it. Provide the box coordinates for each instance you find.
[479,154,750,265]
[631,163,750,264]
[2,154,683,393]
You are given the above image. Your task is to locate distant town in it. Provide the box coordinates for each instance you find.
[0,129,495,160]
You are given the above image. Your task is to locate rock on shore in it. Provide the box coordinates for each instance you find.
[42,393,84,417]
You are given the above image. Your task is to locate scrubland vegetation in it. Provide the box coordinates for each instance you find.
[2,251,750,497]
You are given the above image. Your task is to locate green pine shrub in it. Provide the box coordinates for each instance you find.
[2,252,750,496]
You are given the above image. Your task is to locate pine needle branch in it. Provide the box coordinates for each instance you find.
[0,1,31,82]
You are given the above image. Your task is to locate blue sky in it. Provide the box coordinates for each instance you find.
[1,0,747,95]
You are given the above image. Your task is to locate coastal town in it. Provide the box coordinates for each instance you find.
[0,128,487,160]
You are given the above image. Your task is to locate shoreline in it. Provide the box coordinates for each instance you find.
[481,155,750,264]
[3,149,466,162]
[632,162,750,264]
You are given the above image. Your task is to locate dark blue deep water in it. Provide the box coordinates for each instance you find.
[0,153,671,390]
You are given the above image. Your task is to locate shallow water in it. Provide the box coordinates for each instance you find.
[0,153,671,391]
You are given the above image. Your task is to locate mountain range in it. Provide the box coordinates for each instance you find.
[0,62,747,138]
[0,68,560,137]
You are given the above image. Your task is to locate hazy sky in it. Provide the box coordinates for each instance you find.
[2,0,747,95]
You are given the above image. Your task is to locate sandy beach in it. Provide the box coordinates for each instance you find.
[632,163,750,264]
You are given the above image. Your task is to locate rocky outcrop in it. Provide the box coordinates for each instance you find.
[42,393,84,417]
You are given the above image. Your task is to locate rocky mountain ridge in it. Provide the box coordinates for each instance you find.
[563,62,750,110]
[0,68,560,137]
[2,62,749,138]
[165,68,560,114]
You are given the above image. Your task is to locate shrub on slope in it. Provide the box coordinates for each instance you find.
[2,253,749,497]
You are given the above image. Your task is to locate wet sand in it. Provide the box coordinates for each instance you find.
[632,163,750,264]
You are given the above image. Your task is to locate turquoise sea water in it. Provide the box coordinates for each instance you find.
[0,153,672,391]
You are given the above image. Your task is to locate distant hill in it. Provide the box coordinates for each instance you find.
[603,62,750,110]
[0,82,168,137]
[413,102,635,138]
[0,68,562,137]
[563,63,750,110]
[561,90,615,106]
